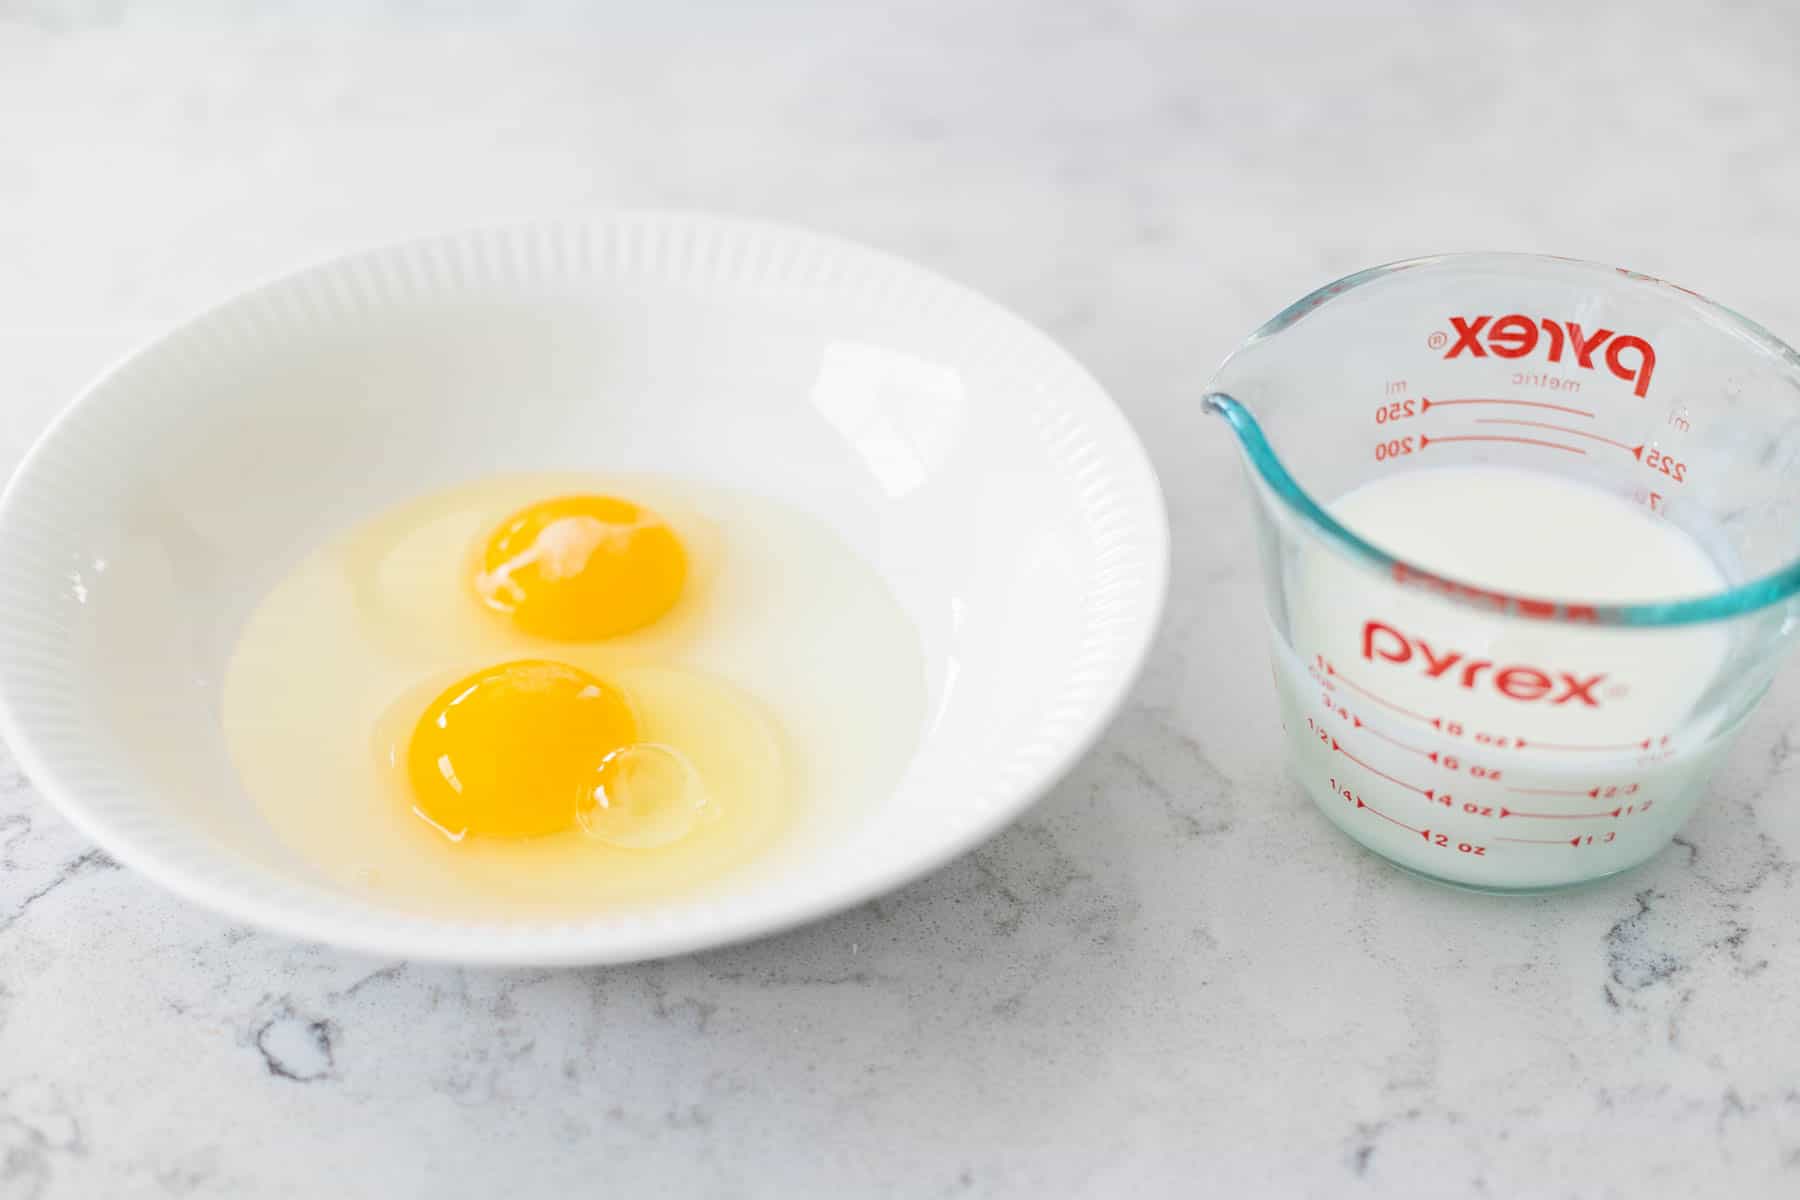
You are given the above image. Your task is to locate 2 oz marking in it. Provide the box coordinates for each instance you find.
[1419,829,1486,855]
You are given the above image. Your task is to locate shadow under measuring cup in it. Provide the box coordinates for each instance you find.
[1206,253,1800,892]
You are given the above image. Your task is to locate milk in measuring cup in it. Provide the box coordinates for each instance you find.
[1273,464,1733,890]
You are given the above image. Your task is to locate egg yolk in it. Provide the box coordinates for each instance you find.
[474,494,686,640]
[407,660,637,840]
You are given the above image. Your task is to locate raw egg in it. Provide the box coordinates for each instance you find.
[474,495,687,640]
[222,474,925,919]
[406,659,639,841]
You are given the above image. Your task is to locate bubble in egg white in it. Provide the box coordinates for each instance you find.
[577,743,708,849]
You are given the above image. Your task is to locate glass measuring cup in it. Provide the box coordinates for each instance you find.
[1206,254,1800,891]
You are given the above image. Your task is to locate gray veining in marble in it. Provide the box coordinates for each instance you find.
[3,1,1800,1196]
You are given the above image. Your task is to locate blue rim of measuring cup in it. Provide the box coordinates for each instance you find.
[1205,253,1800,629]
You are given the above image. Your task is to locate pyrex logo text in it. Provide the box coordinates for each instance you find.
[1363,620,1605,707]
[1444,316,1656,398]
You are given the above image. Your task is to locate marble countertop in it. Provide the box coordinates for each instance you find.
[4,2,1800,1195]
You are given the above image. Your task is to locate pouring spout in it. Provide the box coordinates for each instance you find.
[1203,391,1271,464]
[1203,390,1342,558]
[1202,391,1245,423]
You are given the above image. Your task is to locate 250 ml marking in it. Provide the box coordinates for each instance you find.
[1368,387,1689,483]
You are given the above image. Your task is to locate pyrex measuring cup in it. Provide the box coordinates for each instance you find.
[1207,254,1800,891]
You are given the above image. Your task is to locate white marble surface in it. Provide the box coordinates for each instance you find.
[4,2,1800,1195]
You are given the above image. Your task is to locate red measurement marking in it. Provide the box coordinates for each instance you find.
[1498,806,1625,820]
[1331,738,1433,798]
[1351,715,1430,757]
[1325,662,1434,724]
[1421,396,1596,419]
[1494,834,1578,845]
[1363,803,1421,834]
[1507,785,1635,800]
[1420,433,1587,456]
[1532,737,1663,753]
[1328,776,1421,833]
[1476,418,1643,458]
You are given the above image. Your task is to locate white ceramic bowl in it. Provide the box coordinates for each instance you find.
[0,215,1167,965]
